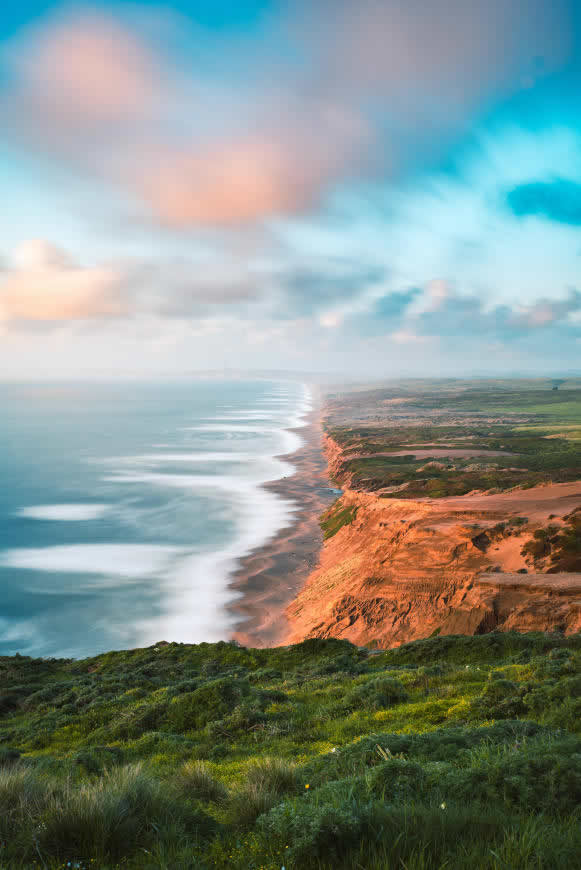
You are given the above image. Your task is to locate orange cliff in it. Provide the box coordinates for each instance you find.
[284,438,581,647]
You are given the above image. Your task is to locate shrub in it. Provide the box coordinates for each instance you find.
[166,677,250,731]
[0,765,50,845]
[258,794,371,865]
[248,667,282,683]
[177,760,228,804]
[256,687,288,704]
[109,701,166,739]
[207,699,268,738]
[229,757,298,826]
[353,802,508,870]
[316,653,366,675]
[545,696,581,731]
[436,736,581,814]
[302,722,547,785]
[37,764,215,861]
[0,694,19,715]
[0,747,21,767]
[522,528,553,561]
[367,757,426,801]
[374,631,581,667]
[246,756,298,794]
[470,677,527,719]
[346,677,409,710]
[72,745,123,775]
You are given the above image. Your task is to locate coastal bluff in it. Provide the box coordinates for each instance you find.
[285,381,581,648]
[284,469,581,648]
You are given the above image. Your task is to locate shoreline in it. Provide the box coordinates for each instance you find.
[228,386,336,647]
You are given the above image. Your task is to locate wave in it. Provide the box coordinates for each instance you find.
[0,380,314,655]
[0,544,184,579]
[132,383,312,645]
[16,504,110,521]
[183,424,280,433]
[98,453,254,466]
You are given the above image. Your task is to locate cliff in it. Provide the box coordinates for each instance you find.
[285,437,581,647]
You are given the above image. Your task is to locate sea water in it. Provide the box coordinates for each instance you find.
[0,379,311,658]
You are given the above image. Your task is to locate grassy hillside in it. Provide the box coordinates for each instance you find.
[1,632,581,869]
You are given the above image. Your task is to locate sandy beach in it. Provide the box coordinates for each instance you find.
[229,387,336,647]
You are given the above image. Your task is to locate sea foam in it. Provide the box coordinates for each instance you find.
[0,544,183,578]
[17,504,110,521]
[0,379,313,656]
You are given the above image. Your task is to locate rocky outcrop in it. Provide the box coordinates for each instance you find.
[476,573,581,635]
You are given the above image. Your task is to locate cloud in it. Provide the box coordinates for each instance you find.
[131,257,384,320]
[1,6,372,224]
[339,287,421,337]
[294,0,568,115]
[514,290,581,327]
[7,8,163,130]
[0,1,570,226]
[0,241,124,322]
[395,284,581,342]
[128,118,371,226]
[137,258,266,316]
[507,178,581,225]
[278,263,386,318]
[319,312,343,329]
[390,328,429,345]
[0,241,387,328]
[0,241,270,325]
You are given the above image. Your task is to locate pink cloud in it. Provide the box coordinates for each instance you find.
[1,1,571,225]
[10,8,161,127]
[514,291,581,328]
[128,107,371,224]
[0,241,125,321]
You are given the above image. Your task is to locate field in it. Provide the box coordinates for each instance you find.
[324,379,581,498]
[1,632,581,869]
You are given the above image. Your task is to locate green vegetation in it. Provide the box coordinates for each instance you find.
[324,379,581,497]
[521,508,581,571]
[1,632,581,868]
[320,499,358,538]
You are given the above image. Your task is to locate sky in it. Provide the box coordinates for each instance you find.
[0,0,580,378]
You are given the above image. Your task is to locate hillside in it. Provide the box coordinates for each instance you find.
[1,632,581,868]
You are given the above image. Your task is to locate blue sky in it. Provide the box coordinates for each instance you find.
[0,0,580,377]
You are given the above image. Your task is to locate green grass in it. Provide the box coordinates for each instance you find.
[484,400,581,419]
[320,500,359,539]
[324,380,581,497]
[0,632,580,867]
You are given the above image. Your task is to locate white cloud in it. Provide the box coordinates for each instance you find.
[390,328,429,344]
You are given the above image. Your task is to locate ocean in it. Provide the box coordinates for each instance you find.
[0,379,311,658]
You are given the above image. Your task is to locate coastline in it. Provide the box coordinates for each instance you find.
[228,386,336,647]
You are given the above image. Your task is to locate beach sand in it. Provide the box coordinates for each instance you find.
[229,390,336,647]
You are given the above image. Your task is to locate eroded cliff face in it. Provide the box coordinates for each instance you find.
[322,432,351,486]
[285,439,581,647]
